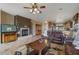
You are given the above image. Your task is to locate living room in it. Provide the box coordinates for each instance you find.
[0,3,79,55]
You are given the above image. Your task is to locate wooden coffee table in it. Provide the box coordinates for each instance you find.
[28,40,46,55]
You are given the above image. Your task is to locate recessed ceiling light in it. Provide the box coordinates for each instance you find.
[59,8,63,10]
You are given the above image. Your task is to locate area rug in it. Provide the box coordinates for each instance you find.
[45,43,65,55]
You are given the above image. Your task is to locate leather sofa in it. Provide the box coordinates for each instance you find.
[47,30,65,45]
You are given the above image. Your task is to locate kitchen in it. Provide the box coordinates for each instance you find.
[0,10,44,55]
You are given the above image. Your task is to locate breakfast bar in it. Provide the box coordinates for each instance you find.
[0,35,42,55]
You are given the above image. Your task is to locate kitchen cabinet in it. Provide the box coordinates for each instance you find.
[2,32,17,43]
[0,24,17,43]
[35,24,42,35]
[0,10,14,43]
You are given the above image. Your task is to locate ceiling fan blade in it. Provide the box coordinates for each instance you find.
[40,6,46,8]
[24,7,32,9]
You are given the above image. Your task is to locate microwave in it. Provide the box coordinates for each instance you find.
[18,28,29,36]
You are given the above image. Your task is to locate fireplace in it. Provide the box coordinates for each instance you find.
[18,28,29,37]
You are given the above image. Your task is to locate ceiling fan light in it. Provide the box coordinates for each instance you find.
[30,9,32,12]
[34,8,38,11]
[32,11,36,14]
[37,10,40,13]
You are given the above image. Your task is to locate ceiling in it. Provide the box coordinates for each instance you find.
[0,3,79,23]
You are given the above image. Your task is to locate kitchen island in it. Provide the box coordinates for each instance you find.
[0,35,41,55]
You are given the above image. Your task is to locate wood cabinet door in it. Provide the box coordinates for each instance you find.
[2,33,16,43]
[36,24,42,35]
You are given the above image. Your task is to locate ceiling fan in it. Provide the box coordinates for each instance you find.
[24,3,46,14]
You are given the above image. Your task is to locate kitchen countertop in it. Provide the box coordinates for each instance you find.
[0,35,41,54]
